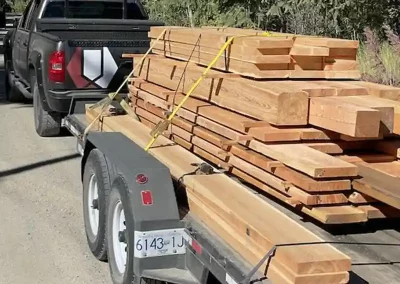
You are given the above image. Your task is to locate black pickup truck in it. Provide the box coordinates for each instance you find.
[2,0,163,137]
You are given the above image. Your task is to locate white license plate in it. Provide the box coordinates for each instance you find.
[134,229,186,258]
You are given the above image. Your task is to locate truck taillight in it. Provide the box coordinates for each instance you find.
[49,51,65,83]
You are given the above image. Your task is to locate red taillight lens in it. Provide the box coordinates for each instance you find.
[49,51,65,83]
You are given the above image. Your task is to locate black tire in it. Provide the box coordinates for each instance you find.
[83,149,112,262]
[32,76,61,137]
[4,61,25,103]
[107,175,136,284]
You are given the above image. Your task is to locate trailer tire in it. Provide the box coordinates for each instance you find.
[32,77,61,137]
[83,149,111,261]
[107,175,136,284]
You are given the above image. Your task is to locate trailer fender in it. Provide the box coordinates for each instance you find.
[85,132,185,276]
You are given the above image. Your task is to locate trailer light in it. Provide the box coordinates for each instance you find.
[191,239,202,254]
[141,190,153,205]
[136,173,148,184]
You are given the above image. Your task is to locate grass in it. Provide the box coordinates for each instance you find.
[357,28,400,87]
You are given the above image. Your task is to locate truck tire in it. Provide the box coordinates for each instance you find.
[83,149,111,261]
[107,175,136,284]
[32,78,61,137]
[4,62,25,102]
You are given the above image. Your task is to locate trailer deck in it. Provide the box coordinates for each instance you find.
[64,109,400,284]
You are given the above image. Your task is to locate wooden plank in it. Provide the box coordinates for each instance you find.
[135,81,341,142]
[302,206,367,224]
[313,81,368,96]
[136,58,309,125]
[189,193,351,283]
[229,156,348,206]
[309,96,381,137]
[350,81,400,101]
[357,204,400,219]
[362,161,400,178]
[348,192,377,204]
[152,40,291,64]
[290,45,330,56]
[132,99,350,203]
[353,164,400,209]
[248,142,358,178]
[302,205,367,224]
[332,96,395,134]
[338,153,396,164]
[87,106,352,276]
[374,140,400,158]
[228,145,351,192]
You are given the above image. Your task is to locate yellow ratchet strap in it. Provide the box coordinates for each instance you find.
[82,28,168,138]
[144,31,273,151]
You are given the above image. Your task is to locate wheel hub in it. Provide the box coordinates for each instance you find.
[92,199,99,209]
[112,201,127,274]
[88,174,100,238]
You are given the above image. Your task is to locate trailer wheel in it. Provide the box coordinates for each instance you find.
[83,149,111,261]
[107,175,136,284]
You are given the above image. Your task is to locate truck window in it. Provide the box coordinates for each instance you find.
[19,0,33,29]
[42,0,148,20]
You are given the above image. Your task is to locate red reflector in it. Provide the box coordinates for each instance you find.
[141,190,153,205]
[191,239,202,254]
[136,174,148,184]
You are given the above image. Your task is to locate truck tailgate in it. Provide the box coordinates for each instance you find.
[37,18,163,91]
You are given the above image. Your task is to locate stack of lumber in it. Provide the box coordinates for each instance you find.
[122,26,400,225]
[86,106,352,284]
[148,26,360,79]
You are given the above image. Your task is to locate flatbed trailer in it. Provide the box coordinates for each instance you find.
[63,96,270,284]
[64,96,400,284]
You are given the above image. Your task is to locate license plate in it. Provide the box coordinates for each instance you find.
[134,229,186,258]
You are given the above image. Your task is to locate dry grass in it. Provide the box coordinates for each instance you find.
[357,27,400,87]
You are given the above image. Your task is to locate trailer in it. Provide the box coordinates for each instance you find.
[63,96,273,284]
[60,26,400,284]
[63,87,400,284]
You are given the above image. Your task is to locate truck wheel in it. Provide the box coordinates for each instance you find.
[83,149,111,261]
[107,175,135,284]
[4,63,25,102]
[32,79,61,137]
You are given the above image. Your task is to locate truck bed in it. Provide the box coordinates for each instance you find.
[65,113,400,283]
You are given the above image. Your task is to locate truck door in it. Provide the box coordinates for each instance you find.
[12,0,33,78]
[18,0,39,82]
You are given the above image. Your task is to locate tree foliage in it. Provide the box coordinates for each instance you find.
[142,0,400,39]
[8,0,400,39]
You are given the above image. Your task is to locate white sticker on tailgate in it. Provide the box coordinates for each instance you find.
[134,228,186,258]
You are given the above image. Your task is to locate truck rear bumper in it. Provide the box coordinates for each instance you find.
[47,89,110,113]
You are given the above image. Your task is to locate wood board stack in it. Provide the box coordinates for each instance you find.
[148,26,360,79]
[122,27,400,225]
[87,105,352,284]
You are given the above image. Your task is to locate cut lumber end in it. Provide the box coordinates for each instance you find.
[276,91,309,125]
[309,96,381,138]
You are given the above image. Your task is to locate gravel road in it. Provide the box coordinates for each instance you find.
[0,57,110,283]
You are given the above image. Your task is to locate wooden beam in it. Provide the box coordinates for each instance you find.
[332,96,395,134]
[248,142,358,178]
[309,96,381,137]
